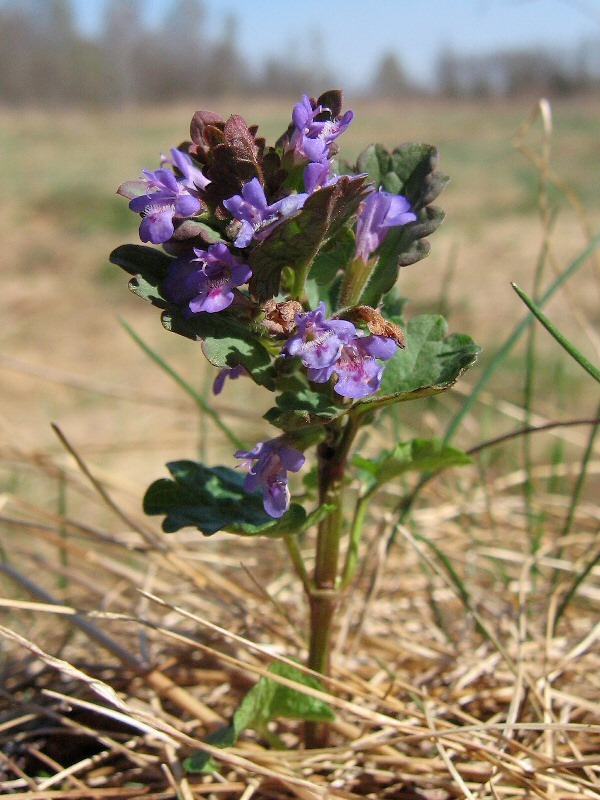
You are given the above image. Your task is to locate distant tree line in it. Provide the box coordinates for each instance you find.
[0,0,598,106]
[435,42,600,98]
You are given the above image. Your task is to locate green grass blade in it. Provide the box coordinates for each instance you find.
[119,318,245,451]
[444,233,600,443]
[553,402,600,631]
[512,282,600,383]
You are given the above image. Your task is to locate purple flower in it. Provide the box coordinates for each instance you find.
[163,243,251,315]
[303,161,341,195]
[282,302,357,371]
[212,364,247,395]
[354,190,417,263]
[288,94,353,165]
[235,438,305,518]
[129,167,201,244]
[223,177,307,247]
[328,334,398,399]
[164,147,210,192]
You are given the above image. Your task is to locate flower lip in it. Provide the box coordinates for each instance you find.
[162,242,251,315]
[282,302,357,371]
[354,189,417,263]
[223,177,307,247]
[128,164,202,244]
[330,334,398,399]
[235,438,305,518]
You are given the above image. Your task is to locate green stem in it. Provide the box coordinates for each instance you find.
[291,259,311,300]
[338,257,373,308]
[340,488,375,589]
[284,535,311,596]
[305,414,360,747]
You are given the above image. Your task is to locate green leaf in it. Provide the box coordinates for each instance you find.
[355,142,449,210]
[389,143,449,209]
[248,175,369,301]
[170,218,225,244]
[143,461,306,537]
[355,143,448,307]
[356,143,390,188]
[355,438,473,490]
[162,308,276,389]
[185,661,334,771]
[110,244,173,309]
[264,661,334,722]
[264,387,341,431]
[308,227,355,286]
[109,244,172,278]
[355,314,480,414]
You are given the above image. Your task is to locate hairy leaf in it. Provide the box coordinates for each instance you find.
[264,388,341,431]
[185,661,333,773]
[355,314,480,413]
[355,143,448,307]
[110,243,172,279]
[144,461,306,537]
[162,308,276,389]
[355,437,473,490]
[249,175,369,301]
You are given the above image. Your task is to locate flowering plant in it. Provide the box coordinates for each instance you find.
[111,90,479,747]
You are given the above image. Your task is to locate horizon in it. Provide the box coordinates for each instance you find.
[22,0,600,90]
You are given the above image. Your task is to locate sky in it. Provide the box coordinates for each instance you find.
[70,0,600,89]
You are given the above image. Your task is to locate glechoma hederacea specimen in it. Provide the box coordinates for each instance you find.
[111,90,480,746]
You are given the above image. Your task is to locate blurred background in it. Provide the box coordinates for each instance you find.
[1,0,600,103]
[1,0,599,484]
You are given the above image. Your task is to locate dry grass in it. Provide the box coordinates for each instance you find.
[1,96,599,798]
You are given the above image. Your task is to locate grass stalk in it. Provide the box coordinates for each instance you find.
[119,318,245,450]
[512,283,600,384]
[444,233,600,444]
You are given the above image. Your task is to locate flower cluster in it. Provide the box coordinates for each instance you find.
[282,302,397,399]
[117,90,439,519]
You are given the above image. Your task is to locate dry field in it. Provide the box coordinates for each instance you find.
[1,96,599,799]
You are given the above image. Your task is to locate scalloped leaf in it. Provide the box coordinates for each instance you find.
[389,143,449,210]
[354,314,480,414]
[161,308,276,389]
[264,387,341,431]
[248,175,369,301]
[144,461,306,537]
[185,661,333,773]
[354,143,448,307]
[110,244,173,309]
[110,243,172,278]
[354,437,473,491]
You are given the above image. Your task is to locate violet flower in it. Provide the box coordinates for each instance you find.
[282,302,357,372]
[289,94,353,165]
[354,190,417,263]
[128,168,201,244]
[164,147,210,192]
[235,438,305,518]
[163,242,251,315]
[212,364,247,395]
[223,177,307,247]
[329,334,398,399]
[303,161,340,195]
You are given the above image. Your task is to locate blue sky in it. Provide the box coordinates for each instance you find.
[71,0,600,89]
